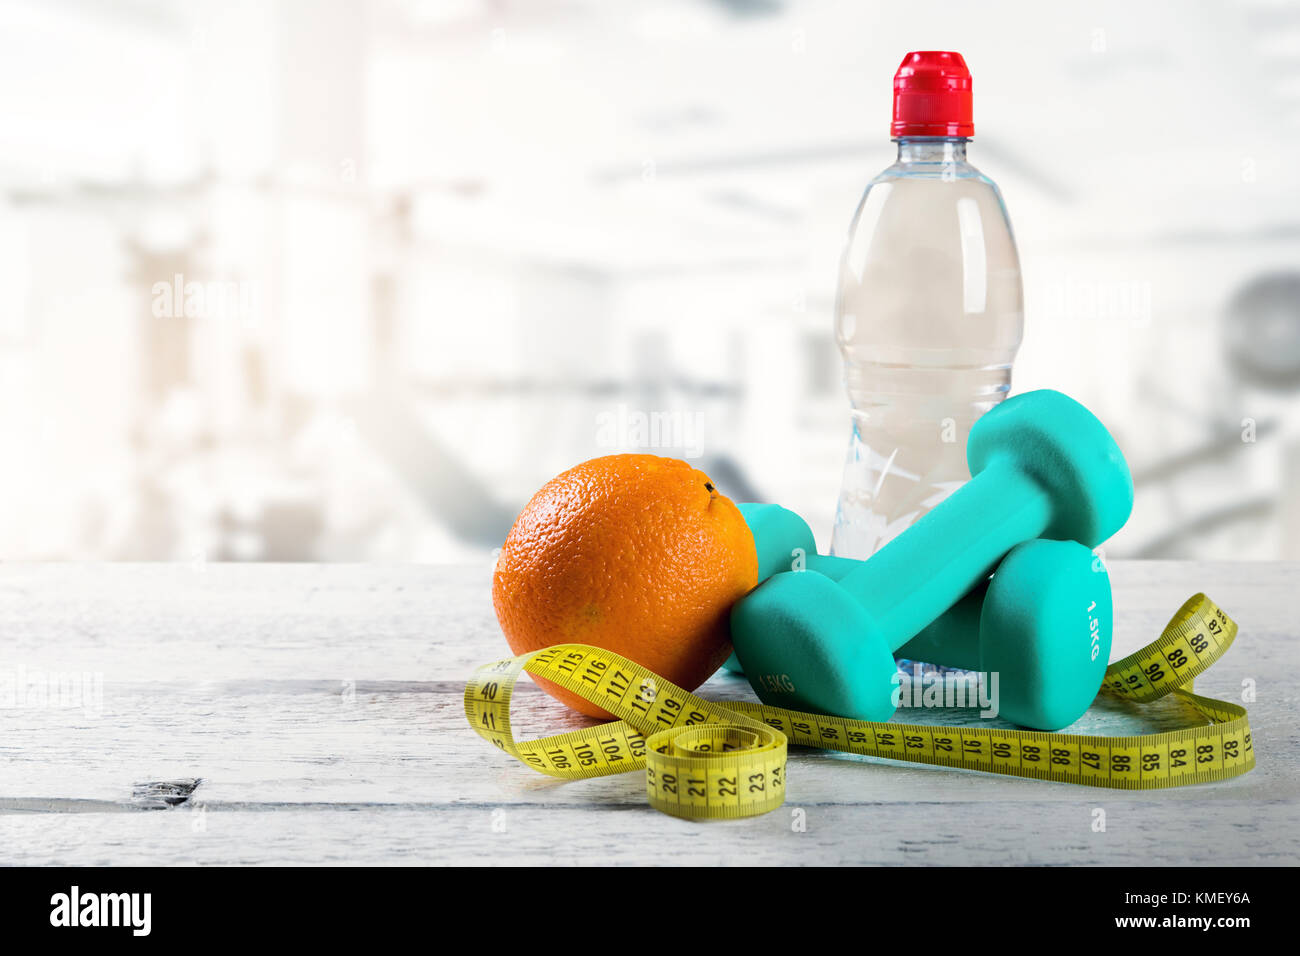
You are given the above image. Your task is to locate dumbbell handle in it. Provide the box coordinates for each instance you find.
[807,552,988,669]
[743,505,991,668]
[893,584,985,670]
[753,526,991,667]
[727,499,974,676]
[839,458,1050,650]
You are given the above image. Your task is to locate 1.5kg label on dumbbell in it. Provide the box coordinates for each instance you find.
[465,593,1252,820]
[1087,599,1103,661]
[755,673,796,694]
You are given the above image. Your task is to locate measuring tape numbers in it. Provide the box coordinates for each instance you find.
[464,593,1254,820]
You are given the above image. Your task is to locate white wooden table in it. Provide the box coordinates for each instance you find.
[1,561,1295,866]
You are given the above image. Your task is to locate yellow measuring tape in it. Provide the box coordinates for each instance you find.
[464,593,1253,819]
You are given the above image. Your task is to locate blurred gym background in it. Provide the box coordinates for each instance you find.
[1,0,1297,562]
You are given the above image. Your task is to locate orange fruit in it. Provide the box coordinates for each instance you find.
[492,454,758,718]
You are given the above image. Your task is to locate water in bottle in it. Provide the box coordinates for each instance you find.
[831,51,1024,558]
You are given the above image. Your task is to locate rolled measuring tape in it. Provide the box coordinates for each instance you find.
[464,593,1253,820]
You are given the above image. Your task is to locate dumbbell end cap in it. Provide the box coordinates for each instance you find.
[731,570,898,722]
[722,503,823,674]
[979,538,1113,730]
[968,389,1135,547]
[736,502,819,580]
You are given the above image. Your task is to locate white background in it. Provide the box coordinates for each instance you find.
[0,0,1296,562]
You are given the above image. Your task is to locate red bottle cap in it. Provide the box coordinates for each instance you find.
[891,51,974,138]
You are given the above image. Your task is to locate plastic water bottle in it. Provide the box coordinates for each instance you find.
[830,51,1024,559]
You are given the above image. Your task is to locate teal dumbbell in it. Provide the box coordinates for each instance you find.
[727,503,1112,729]
[894,539,1111,729]
[720,503,849,673]
[730,389,1133,723]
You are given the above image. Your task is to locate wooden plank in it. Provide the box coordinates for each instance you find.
[3,800,1296,866]
[0,561,1296,865]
